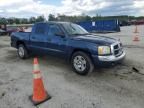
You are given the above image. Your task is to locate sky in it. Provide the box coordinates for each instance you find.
[0,0,144,18]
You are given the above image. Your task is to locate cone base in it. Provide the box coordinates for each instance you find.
[134,32,139,33]
[133,40,140,41]
[29,92,51,106]
[133,39,140,41]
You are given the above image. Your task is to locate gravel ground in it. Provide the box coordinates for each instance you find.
[0,25,144,108]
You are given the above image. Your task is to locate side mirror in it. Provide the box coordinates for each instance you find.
[55,32,65,38]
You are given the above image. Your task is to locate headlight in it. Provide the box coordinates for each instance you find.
[98,46,111,55]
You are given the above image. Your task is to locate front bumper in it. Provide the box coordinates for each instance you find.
[92,51,126,67]
[98,51,126,62]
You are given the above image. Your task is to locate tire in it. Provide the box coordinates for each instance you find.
[17,44,29,59]
[71,51,94,75]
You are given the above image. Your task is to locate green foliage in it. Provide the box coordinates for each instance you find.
[0,15,143,25]
[0,15,45,25]
[48,14,56,21]
[48,14,144,22]
[36,15,45,22]
[0,17,7,24]
[29,17,36,24]
[20,18,29,24]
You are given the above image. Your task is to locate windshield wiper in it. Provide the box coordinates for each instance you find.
[71,33,90,35]
[71,33,82,35]
[82,33,91,35]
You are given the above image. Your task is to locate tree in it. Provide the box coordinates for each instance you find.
[36,15,45,22]
[21,18,28,24]
[15,18,20,24]
[48,14,56,21]
[7,18,14,24]
[85,15,91,21]
[29,17,36,24]
[0,15,143,25]
[0,17,7,24]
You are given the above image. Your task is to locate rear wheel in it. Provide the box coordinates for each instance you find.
[71,51,94,75]
[17,44,29,59]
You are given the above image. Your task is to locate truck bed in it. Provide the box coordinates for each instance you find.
[11,31,30,40]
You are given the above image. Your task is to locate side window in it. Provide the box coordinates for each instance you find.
[35,23,46,35]
[48,24,62,36]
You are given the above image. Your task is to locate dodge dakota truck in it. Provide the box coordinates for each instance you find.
[11,22,125,75]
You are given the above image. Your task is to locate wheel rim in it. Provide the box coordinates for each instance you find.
[73,55,87,72]
[18,47,24,57]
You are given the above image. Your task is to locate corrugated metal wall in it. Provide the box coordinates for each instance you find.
[77,19,120,33]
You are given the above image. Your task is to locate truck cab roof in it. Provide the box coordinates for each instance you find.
[35,21,73,25]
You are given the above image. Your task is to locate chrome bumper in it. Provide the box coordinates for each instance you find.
[98,51,126,62]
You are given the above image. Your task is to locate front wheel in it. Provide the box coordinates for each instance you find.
[71,51,94,75]
[17,44,29,59]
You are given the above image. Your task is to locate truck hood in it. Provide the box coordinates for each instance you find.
[71,34,117,45]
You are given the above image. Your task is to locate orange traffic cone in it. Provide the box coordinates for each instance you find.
[134,25,139,33]
[133,35,140,41]
[29,58,51,106]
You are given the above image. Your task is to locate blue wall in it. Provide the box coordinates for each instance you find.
[77,19,120,32]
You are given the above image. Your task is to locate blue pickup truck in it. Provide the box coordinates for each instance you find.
[11,22,125,75]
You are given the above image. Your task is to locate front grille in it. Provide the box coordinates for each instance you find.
[114,44,119,49]
[113,43,123,57]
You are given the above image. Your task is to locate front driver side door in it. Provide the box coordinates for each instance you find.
[46,24,67,57]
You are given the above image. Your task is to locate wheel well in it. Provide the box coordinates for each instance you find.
[16,41,25,48]
[69,49,93,62]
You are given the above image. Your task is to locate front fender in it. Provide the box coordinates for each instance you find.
[66,39,98,61]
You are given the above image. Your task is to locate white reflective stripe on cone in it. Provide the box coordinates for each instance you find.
[33,73,41,79]
[33,64,40,72]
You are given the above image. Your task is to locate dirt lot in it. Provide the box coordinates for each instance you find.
[0,25,144,108]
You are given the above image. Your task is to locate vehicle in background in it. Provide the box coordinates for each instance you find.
[0,25,23,36]
[6,26,19,36]
[120,20,131,26]
[0,24,7,35]
[24,27,32,32]
[11,22,125,75]
[6,24,33,36]
[0,29,7,35]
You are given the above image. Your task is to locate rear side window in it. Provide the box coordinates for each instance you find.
[35,23,46,35]
[48,24,62,36]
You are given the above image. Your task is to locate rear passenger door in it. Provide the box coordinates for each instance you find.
[30,23,48,54]
[46,24,67,56]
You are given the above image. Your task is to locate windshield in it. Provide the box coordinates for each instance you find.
[62,23,89,35]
